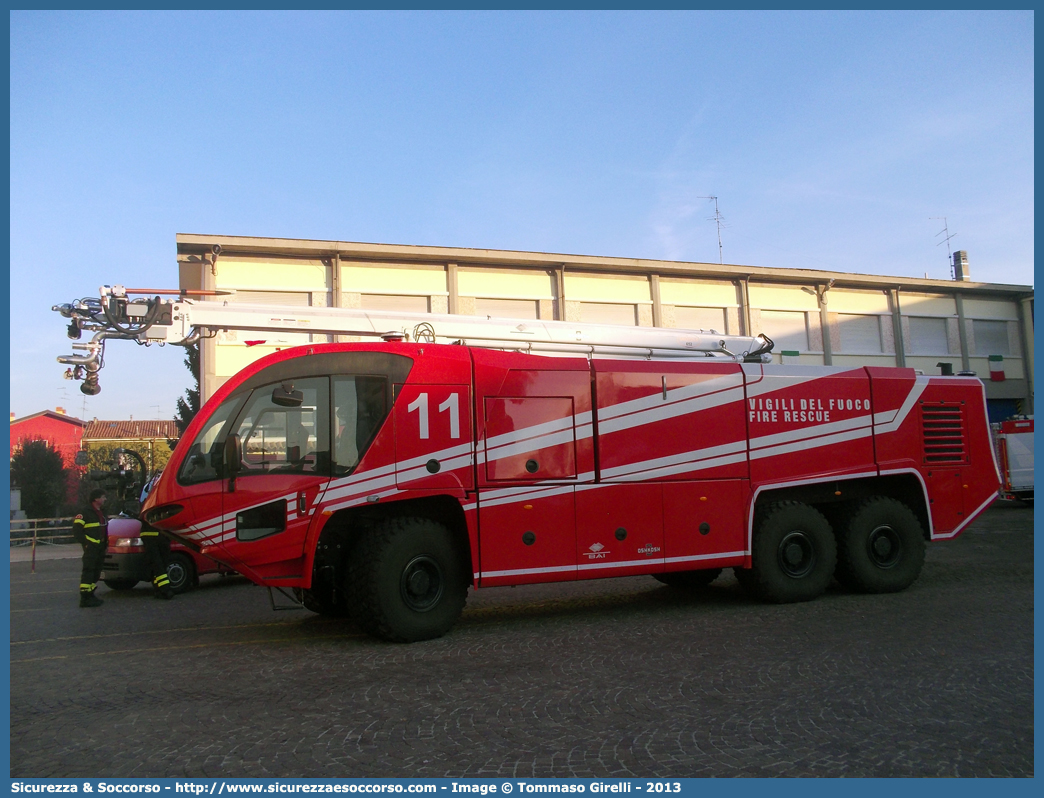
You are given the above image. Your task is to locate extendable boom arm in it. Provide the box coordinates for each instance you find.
[54,284,773,395]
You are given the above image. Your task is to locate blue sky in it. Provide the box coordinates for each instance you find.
[9,10,1034,421]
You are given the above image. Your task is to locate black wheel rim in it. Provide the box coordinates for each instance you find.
[167,562,187,590]
[866,524,902,569]
[400,555,444,612]
[777,531,816,578]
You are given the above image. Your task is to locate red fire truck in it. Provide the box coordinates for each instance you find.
[992,417,1033,502]
[54,286,1000,641]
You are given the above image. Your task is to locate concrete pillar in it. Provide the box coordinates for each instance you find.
[201,254,217,404]
[553,267,566,321]
[736,279,751,337]
[331,254,342,308]
[447,263,459,315]
[955,293,971,372]
[818,285,833,366]
[890,288,906,367]
[650,274,663,328]
[1019,296,1034,413]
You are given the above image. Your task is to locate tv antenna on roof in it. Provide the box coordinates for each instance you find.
[930,217,957,279]
[699,196,725,264]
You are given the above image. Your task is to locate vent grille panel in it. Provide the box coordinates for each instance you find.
[922,403,966,464]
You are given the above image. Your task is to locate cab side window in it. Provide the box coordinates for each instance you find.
[333,375,388,476]
[233,378,330,475]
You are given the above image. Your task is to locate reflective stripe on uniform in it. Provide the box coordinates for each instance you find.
[140,531,160,536]
[153,575,170,587]
[85,536,101,544]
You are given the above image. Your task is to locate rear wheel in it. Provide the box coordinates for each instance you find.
[654,568,722,589]
[749,502,836,603]
[347,517,468,643]
[103,579,138,591]
[835,497,925,593]
[166,553,196,594]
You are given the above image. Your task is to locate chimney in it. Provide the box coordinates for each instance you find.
[10,412,14,422]
[952,250,970,282]
[56,406,65,415]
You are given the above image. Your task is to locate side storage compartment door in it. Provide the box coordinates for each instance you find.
[594,360,748,482]
[484,396,577,481]
[476,491,577,587]
[472,351,595,586]
[591,360,748,575]
[575,483,664,579]
[662,479,749,570]
[926,468,966,536]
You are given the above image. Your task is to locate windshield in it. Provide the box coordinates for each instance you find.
[177,395,243,485]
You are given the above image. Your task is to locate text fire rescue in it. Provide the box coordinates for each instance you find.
[748,396,870,424]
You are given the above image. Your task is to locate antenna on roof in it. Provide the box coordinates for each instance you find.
[699,196,725,264]
[930,217,957,279]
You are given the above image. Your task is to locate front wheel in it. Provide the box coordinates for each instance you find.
[166,553,196,594]
[749,502,836,603]
[347,517,468,643]
[835,497,925,593]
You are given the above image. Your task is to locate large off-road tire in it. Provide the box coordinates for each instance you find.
[654,569,723,589]
[166,553,196,594]
[103,579,138,591]
[347,517,468,643]
[749,501,836,603]
[835,497,926,593]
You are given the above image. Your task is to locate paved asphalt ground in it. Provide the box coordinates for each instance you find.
[9,503,1033,779]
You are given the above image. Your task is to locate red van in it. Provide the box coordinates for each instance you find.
[101,516,236,593]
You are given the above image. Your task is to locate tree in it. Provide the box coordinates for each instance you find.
[11,440,68,518]
[170,342,200,449]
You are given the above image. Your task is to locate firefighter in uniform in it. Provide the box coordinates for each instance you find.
[73,489,109,608]
[141,521,175,600]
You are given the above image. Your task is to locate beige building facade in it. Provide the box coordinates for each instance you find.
[176,234,1034,421]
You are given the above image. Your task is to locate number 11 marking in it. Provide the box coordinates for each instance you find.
[408,391,461,440]
[439,393,460,439]
[407,393,429,439]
